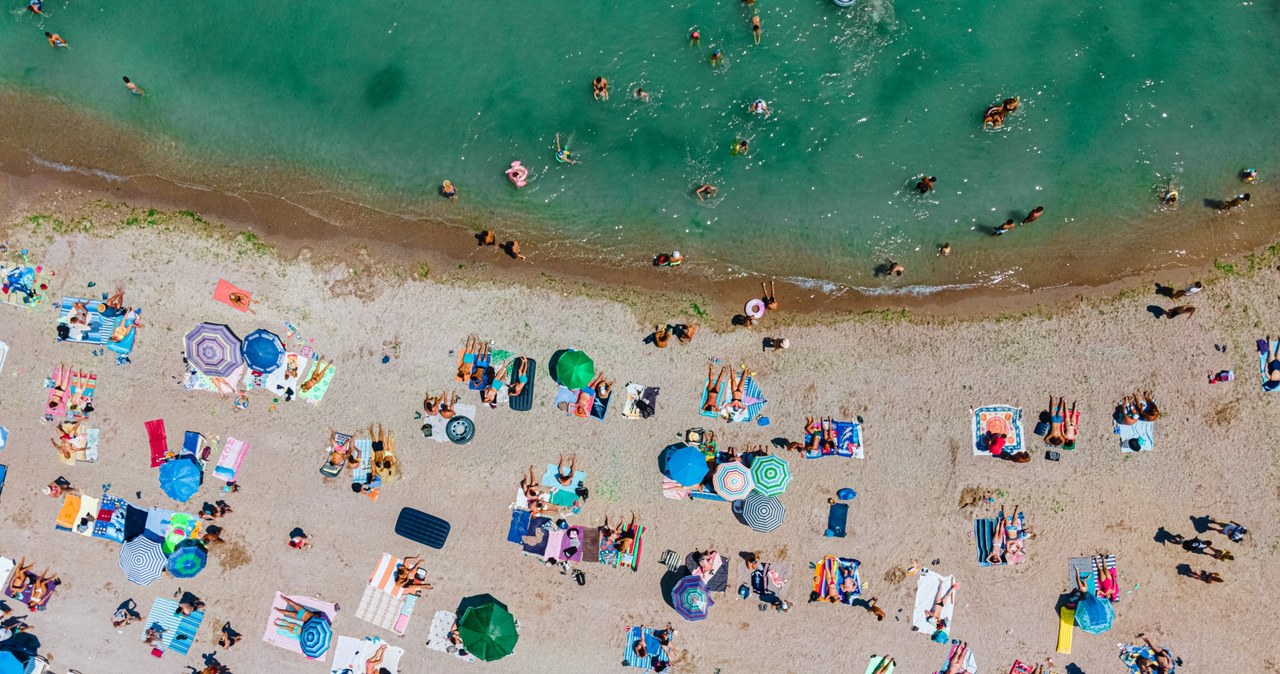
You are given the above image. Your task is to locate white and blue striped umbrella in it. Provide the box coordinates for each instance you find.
[741,491,785,533]
[119,536,167,585]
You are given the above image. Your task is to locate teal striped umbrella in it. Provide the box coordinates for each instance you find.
[749,455,792,496]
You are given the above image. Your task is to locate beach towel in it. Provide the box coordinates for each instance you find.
[590,390,612,420]
[143,597,204,655]
[545,526,586,562]
[351,437,374,485]
[0,340,8,375]
[1010,661,1035,674]
[297,359,337,404]
[912,568,955,635]
[146,419,168,467]
[621,383,658,420]
[55,493,100,536]
[804,421,864,459]
[1120,644,1178,673]
[937,642,978,674]
[213,279,253,311]
[1115,419,1155,452]
[330,636,405,674]
[0,465,6,500]
[426,610,476,662]
[826,503,849,537]
[739,375,766,422]
[507,509,532,544]
[541,464,586,491]
[367,552,411,598]
[812,556,862,604]
[622,626,670,670]
[698,373,729,418]
[92,496,128,542]
[975,510,1027,566]
[602,525,644,570]
[214,437,249,481]
[866,656,894,674]
[1,262,49,309]
[1260,339,1280,392]
[357,554,417,635]
[507,357,537,412]
[0,426,6,452]
[57,297,119,345]
[733,558,793,603]
[973,405,1024,456]
[261,592,337,658]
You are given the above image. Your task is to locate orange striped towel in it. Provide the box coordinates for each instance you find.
[369,552,409,597]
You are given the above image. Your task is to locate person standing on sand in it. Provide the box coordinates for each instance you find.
[45,32,67,48]
[916,176,937,195]
[504,240,527,261]
[1021,206,1044,224]
[1170,281,1202,299]
[123,77,144,96]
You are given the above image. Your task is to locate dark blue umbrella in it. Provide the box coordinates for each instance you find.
[184,322,243,378]
[241,329,285,373]
[660,443,708,486]
[158,455,203,503]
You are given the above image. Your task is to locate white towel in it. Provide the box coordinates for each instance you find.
[912,568,956,635]
[331,636,405,674]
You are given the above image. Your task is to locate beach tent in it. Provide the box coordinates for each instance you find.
[158,455,203,503]
[242,329,285,373]
[660,443,708,487]
[184,322,243,378]
[457,595,518,662]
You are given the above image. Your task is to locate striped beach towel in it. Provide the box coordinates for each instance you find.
[214,437,249,481]
[351,437,374,485]
[58,296,119,344]
[622,626,669,669]
[975,511,1027,566]
[143,598,204,655]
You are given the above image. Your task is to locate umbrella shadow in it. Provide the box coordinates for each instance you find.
[659,568,689,611]
[457,593,507,616]
[547,349,567,385]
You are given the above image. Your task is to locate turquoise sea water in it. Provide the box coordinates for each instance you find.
[1,0,1277,290]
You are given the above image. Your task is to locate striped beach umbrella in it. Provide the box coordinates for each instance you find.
[713,462,754,499]
[298,615,333,659]
[241,329,285,373]
[741,491,785,533]
[749,455,792,496]
[167,539,208,579]
[184,322,243,378]
[119,536,167,585]
[671,575,713,621]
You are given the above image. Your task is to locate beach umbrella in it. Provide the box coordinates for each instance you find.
[241,328,285,373]
[749,455,792,496]
[457,597,519,662]
[0,652,22,674]
[660,443,709,487]
[671,575,713,621]
[554,350,594,389]
[741,491,785,533]
[158,454,203,503]
[183,322,243,378]
[167,539,208,579]
[713,462,754,499]
[1075,594,1115,635]
[119,536,167,585]
[298,615,333,659]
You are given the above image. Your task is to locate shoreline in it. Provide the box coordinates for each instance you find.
[0,88,1277,323]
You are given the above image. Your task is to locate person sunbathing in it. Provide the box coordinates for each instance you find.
[675,323,698,344]
[1140,635,1178,674]
[422,391,440,416]
[395,556,433,590]
[68,301,90,327]
[374,428,398,474]
[201,525,225,545]
[438,391,459,419]
[521,465,546,501]
[50,436,76,461]
[469,343,492,388]
[1044,396,1066,446]
[481,379,500,406]
[176,591,205,615]
[1117,396,1141,425]
[941,641,970,674]
[924,579,958,625]
[6,559,32,596]
[761,280,778,311]
[871,657,896,674]
[456,335,480,381]
[363,643,388,674]
[592,373,614,400]
[1063,400,1079,444]
[821,417,837,448]
[47,366,71,410]
[555,454,578,487]
[217,621,242,648]
[1136,390,1159,421]
[1093,555,1119,600]
[510,357,530,397]
[724,366,748,413]
[112,599,142,627]
[299,357,333,394]
[276,596,320,625]
[144,626,165,645]
[66,369,94,416]
[326,429,348,467]
[702,364,726,413]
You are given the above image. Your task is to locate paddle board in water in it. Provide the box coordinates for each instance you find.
[833,0,857,6]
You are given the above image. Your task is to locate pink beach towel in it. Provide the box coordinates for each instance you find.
[260,592,337,659]
[213,279,253,313]
[44,366,69,420]
[214,437,248,481]
[145,419,167,467]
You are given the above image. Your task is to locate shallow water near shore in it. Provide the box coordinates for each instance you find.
[0,0,1277,292]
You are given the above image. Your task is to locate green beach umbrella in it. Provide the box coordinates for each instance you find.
[457,598,519,662]
[554,350,595,390]
[749,455,792,496]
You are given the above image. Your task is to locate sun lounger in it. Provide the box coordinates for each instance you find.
[1115,419,1154,452]
[912,568,955,634]
[973,405,1024,456]
[394,507,450,549]
[145,419,168,467]
[57,296,120,345]
[507,357,537,411]
[825,503,849,537]
[144,597,204,655]
[622,626,670,670]
[319,432,351,478]
[426,610,476,662]
[865,656,894,674]
[214,437,249,481]
[261,592,337,659]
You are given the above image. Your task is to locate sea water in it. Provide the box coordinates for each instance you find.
[1,0,1276,291]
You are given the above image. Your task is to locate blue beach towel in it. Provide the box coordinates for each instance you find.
[507,509,532,544]
[0,464,6,499]
[540,464,586,490]
[144,598,204,655]
[804,421,863,459]
[58,296,120,345]
[351,437,374,484]
[1114,419,1155,452]
[825,503,848,537]
[590,391,612,420]
[975,510,1026,566]
[622,626,669,669]
[742,376,766,421]
[1259,339,1280,392]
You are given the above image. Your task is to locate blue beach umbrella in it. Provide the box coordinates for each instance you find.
[241,329,285,373]
[298,615,333,658]
[660,443,709,487]
[0,652,22,674]
[158,455,203,503]
[167,539,208,579]
[184,322,243,378]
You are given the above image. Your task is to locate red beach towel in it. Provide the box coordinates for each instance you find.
[213,279,253,312]
[145,419,167,467]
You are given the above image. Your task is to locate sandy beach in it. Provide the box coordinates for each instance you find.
[0,196,1277,673]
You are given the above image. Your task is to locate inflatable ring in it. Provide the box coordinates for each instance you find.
[745,298,766,319]
[506,161,529,188]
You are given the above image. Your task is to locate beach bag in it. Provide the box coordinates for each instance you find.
[419,423,432,438]
[575,486,589,501]
[572,569,586,586]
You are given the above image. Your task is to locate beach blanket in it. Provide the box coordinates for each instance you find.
[213,279,252,312]
[1,262,49,309]
[357,554,417,635]
[975,510,1028,566]
[1010,660,1035,674]
[804,421,863,459]
[241,352,307,401]
[1260,339,1280,392]
[590,390,612,420]
[214,437,249,481]
[937,642,978,674]
[351,437,374,486]
[554,385,596,418]
[912,568,955,635]
[812,556,861,604]
[1115,420,1155,452]
[143,597,204,655]
[261,592,338,659]
[1069,555,1117,595]
[93,496,128,542]
[622,626,671,670]
[55,493,100,535]
[866,656,895,674]
[621,383,659,420]
[368,552,410,598]
[57,296,120,345]
[297,359,337,404]
[145,419,168,467]
[426,610,476,662]
[601,525,644,570]
[330,636,404,674]
[56,427,100,465]
[507,508,532,544]
[0,340,8,376]
[44,367,97,423]
[973,405,1024,456]
[734,558,793,603]
[1120,644,1178,673]
[4,567,59,611]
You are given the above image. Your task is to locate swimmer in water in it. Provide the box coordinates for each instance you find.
[593,77,609,101]
[887,261,905,277]
[1242,168,1258,184]
[993,219,1016,236]
[732,139,748,156]
[710,49,723,67]
[939,242,952,256]
[28,0,42,15]
[634,88,649,102]
[554,134,576,164]
[696,184,717,201]
[1021,206,1044,224]
[441,180,458,201]
[45,32,67,48]
[916,176,937,195]
[122,77,144,96]
[1160,186,1179,207]
[690,29,700,45]
[1218,193,1250,212]
[752,16,762,45]
[751,99,771,117]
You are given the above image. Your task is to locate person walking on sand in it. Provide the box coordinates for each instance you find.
[1021,206,1044,224]
[45,32,67,48]
[761,280,778,310]
[123,77,144,96]
[916,176,937,194]
[1170,281,1202,299]
[504,240,527,261]
[751,15,762,45]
